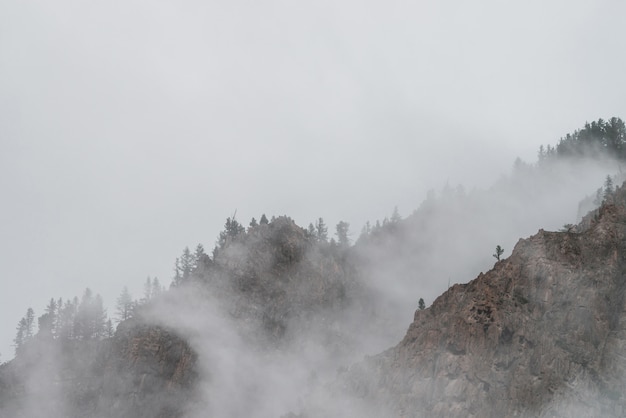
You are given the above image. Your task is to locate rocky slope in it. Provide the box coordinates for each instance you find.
[323,188,626,417]
[5,184,626,417]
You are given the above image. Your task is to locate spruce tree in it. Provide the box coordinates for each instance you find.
[105,318,114,338]
[115,287,133,323]
[24,308,35,339]
[143,276,153,301]
[335,221,350,247]
[152,277,162,297]
[14,318,27,356]
[315,218,328,242]
[193,244,207,269]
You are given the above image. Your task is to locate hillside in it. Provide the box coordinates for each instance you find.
[2,118,626,417]
[309,184,626,417]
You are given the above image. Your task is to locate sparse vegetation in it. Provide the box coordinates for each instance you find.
[493,245,504,261]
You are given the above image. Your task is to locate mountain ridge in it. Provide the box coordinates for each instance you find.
[316,186,626,417]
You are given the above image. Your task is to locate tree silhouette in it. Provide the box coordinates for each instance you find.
[335,221,350,247]
[315,218,328,242]
[493,245,504,261]
[115,287,133,323]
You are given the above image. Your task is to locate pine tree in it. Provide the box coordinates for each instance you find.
[218,218,245,248]
[152,277,162,298]
[418,298,426,310]
[90,294,107,339]
[57,299,77,339]
[37,298,58,338]
[335,221,350,247]
[493,245,504,261]
[116,287,133,323]
[260,214,269,225]
[74,289,106,340]
[390,206,402,223]
[193,244,207,269]
[315,218,328,242]
[14,318,27,356]
[74,288,93,339]
[105,318,114,338]
[24,308,35,339]
[143,276,153,301]
[249,217,258,228]
[172,257,182,287]
[180,246,193,280]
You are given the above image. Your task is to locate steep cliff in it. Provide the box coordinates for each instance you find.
[329,188,626,417]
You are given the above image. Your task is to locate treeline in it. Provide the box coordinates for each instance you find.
[169,214,360,288]
[14,289,111,356]
[13,277,164,357]
[538,117,626,162]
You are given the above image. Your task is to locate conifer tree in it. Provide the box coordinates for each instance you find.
[180,246,193,280]
[105,318,114,338]
[390,206,402,223]
[75,289,107,340]
[260,214,269,225]
[315,218,328,242]
[24,308,35,339]
[152,277,162,297]
[336,221,350,247]
[194,244,207,267]
[57,299,77,339]
[14,318,27,356]
[116,287,133,323]
[143,276,153,301]
[493,245,504,261]
[38,299,57,338]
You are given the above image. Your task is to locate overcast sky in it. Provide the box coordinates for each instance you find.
[1,0,625,359]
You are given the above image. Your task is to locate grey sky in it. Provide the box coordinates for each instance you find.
[1,0,625,359]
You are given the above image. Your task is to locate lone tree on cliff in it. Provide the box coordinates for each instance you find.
[493,245,504,261]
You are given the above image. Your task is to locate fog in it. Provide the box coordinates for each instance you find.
[2,0,626,415]
[3,0,626,360]
[135,156,617,418]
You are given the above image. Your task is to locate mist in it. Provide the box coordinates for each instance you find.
[2,0,626,416]
[3,0,626,360]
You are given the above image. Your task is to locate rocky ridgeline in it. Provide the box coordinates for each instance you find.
[6,186,626,417]
[326,186,626,417]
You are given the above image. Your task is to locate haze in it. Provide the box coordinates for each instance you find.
[1,0,626,361]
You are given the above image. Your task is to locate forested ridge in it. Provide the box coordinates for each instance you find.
[2,117,625,417]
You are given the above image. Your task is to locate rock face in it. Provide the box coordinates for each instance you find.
[335,195,626,417]
[99,320,198,418]
[0,320,197,418]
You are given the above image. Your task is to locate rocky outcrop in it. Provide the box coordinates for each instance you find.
[98,320,198,418]
[0,320,197,418]
[331,190,626,417]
